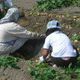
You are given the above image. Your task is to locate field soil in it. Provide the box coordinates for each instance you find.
[0,0,80,80]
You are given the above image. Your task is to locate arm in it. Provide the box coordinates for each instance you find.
[21,30,43,39]
[41,48,49,58]
[39,37,50,62]
[6,22,44,39]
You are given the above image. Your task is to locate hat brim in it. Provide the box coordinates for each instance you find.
[47,26,61,30]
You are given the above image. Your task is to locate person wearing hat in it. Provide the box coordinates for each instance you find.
[0,0,20,23]
[39,20,78,68]
[0,0,13,18]
[0,7,20,24]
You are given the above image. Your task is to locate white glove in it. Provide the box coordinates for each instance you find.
[39,34,46,38]
[39,56,45,63]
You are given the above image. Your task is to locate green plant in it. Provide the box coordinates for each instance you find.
[28,60,80,80]
[28,62,57,80]
[71,33,80,41]
[36,0,80,11]
[0,56,20,68]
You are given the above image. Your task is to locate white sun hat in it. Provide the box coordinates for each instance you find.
[47,20,61,29]
[0,7,20,24]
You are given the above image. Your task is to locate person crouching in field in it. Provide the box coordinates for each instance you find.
[0,22,44,55]
[0,3,44,55]
[39,20,79,68]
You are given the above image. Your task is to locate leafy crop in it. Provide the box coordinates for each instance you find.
[71,33,80,41]
[28,62,57,80]
[36,0,80,11]
[0,56,20,69]
[28,60,80,80]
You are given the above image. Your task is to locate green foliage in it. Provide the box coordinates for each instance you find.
[71,33,80,41]
[0,56,20,69]
[28,60,80,80]
[36,0,80,11]
[29,62,56,80]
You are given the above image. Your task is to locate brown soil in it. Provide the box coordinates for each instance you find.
[0,60,33,80]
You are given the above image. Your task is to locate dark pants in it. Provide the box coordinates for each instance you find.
[46,45,79,68]
[49,57,77,68]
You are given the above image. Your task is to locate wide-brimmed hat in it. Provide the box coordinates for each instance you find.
[47,20,61,29]
[0,7,20,24]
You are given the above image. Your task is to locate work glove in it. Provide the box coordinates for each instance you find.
[40,34,46,38]
[36,33,46,39]
[39,56,46,63]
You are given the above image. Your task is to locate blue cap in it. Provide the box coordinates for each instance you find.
[47,20,61,29]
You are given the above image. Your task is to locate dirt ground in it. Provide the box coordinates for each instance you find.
[0,0,80,80]
[13,0,36,10]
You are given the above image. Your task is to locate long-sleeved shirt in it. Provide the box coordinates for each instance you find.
[0,22,40,55]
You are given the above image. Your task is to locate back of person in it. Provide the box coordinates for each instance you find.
[46,31,76,58]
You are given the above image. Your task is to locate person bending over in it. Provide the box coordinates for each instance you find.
[0,22,44,55]
[39,20,78,68]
